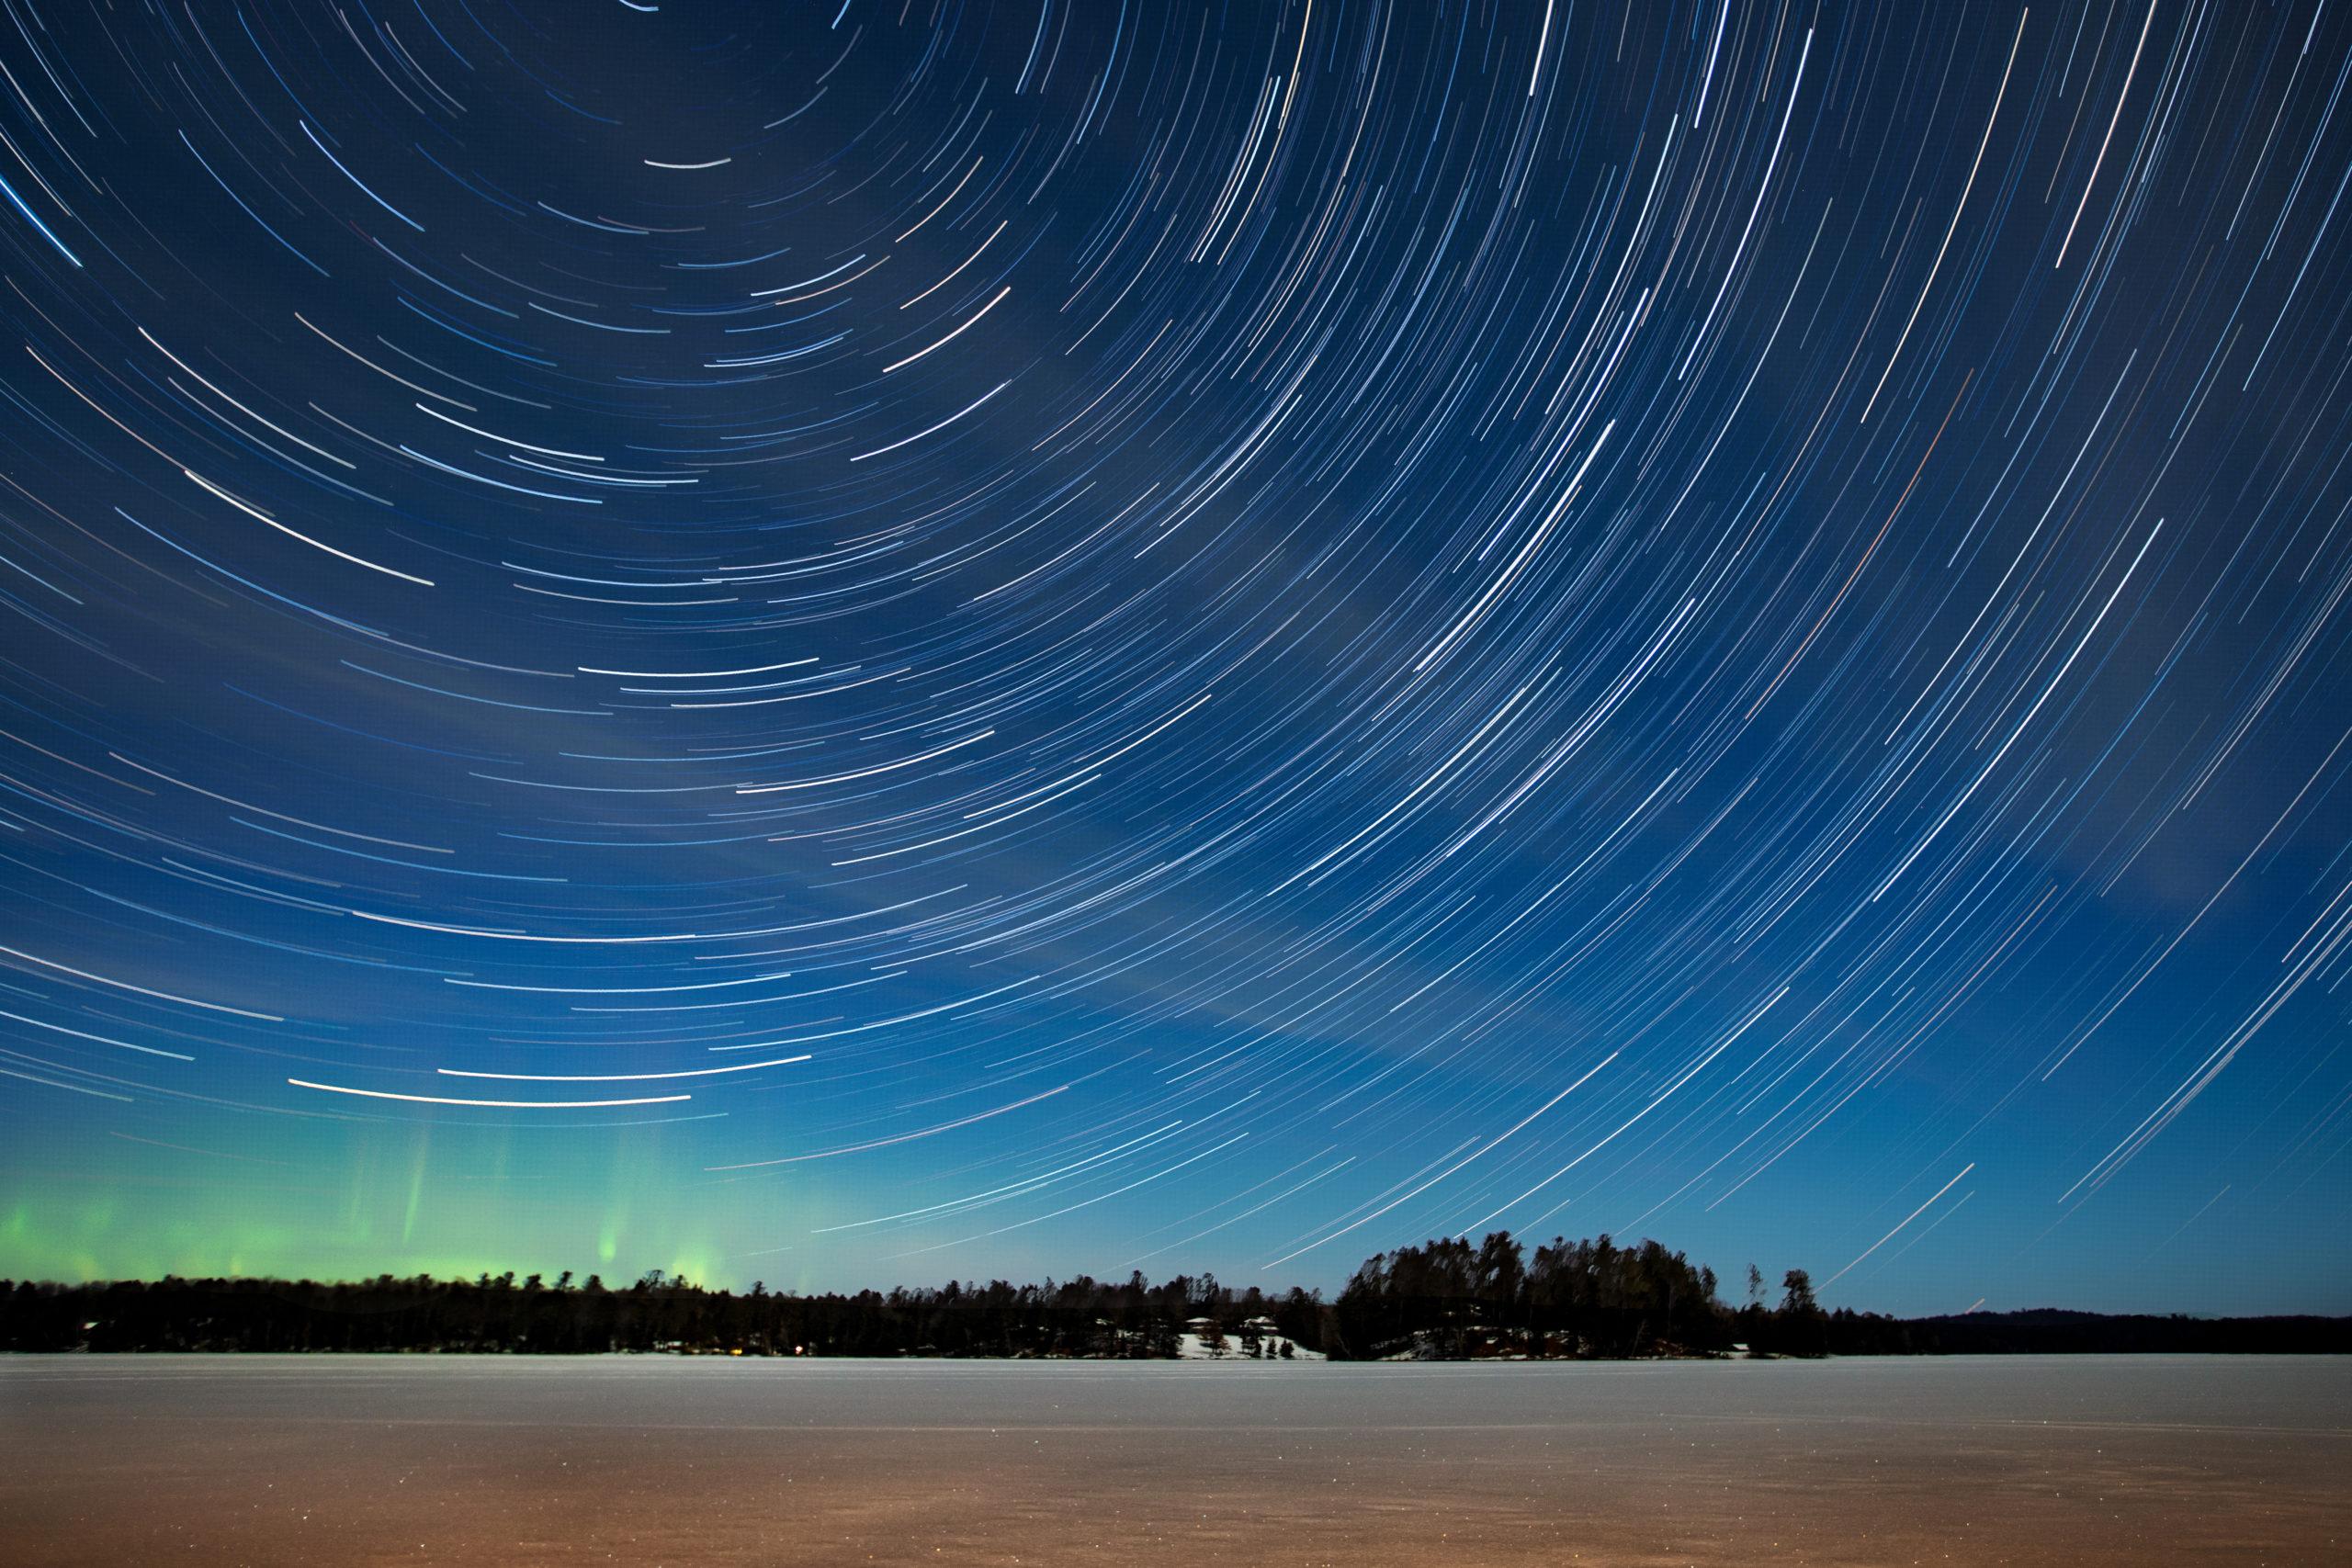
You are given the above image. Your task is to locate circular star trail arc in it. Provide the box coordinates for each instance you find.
[0,0,2347,1310]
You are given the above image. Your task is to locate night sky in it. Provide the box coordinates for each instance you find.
[1,0,2348,1316]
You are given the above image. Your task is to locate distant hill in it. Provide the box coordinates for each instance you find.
[1851,1308,2352,1356]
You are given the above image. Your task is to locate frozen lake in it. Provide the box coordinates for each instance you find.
[5,1354,2346,1564]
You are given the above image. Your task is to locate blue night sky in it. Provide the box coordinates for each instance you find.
[0,0,2348,1316]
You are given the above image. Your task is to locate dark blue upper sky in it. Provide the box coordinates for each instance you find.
[0,0,2347,1314]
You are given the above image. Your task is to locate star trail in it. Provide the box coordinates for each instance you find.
[0,0,2347,1314]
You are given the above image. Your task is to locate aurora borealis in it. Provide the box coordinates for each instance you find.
[1,0,2348,1315]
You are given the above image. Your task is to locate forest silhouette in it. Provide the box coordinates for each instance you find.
[6,1230,2346,1358]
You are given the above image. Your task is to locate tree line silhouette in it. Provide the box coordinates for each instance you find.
[1335,1232,1795,1357]
[5,1230,2345,1357]
[0,1265,1323,1358]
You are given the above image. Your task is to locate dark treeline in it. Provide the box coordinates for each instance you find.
[1827,1308,2352,1356]
[1323,1235,2352,1357]
[1337,1232,1755,1357]
[5,1231,2346,1358]
[0,1266,1325,1359]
